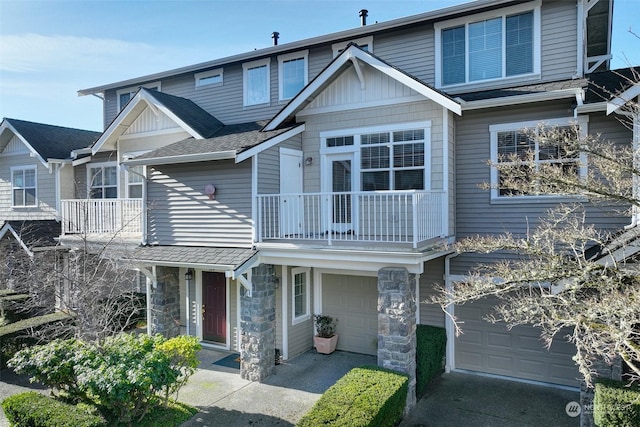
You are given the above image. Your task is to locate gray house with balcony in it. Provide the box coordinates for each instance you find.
[61,0,638,409]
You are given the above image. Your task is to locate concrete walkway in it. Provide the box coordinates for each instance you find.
[1,348,581,427]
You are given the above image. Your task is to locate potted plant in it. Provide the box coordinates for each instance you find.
[313,314,338,354]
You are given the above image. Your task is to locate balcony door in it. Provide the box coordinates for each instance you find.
[279,148,303,237]
[327,153,354,233]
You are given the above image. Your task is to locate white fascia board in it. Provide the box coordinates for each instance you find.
[459,88,583,111]
[0,223,34,257]
[123,150,236,166]
[72,156,92,166]
[91,90,204,155]
[131,259,236,271]
[256,246,452,274]
[607,84,640,115]
[2,122,48,167]
[230,252,260,279]
[348,48,462,116]
[265,46,461,131]
[236,124,305,163]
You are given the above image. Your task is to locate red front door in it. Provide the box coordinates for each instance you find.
[202,272,226,344]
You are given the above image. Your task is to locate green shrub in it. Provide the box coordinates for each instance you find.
[594,378,640,426]
[297,365,408,427]
[8,332,201,425]
[416,325,446,397]
[2,392,106,427]
[157,335,202,405]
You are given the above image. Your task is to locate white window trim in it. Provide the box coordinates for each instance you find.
[332,36,373,57]
[87,161,119,199]
[291,267,311,325]
[489,116,589,202]
[11,165,37,207]
[434,1,541,89]
[124,165,146,199]
[243,58,271,107]
[195,68,223,88]
[116,81,161,111]
[278,50,309,101]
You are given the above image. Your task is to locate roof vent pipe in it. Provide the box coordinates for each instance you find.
[272,31,280,46]
[359,9,368,26]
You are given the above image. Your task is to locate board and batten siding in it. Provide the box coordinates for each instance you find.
[0,152,58,220]
[146,159,253,247]
[419,258,446,328]
[451,103,631,275]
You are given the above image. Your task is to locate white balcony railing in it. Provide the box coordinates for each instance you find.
[257,191,446,248]
[61,199,143,235]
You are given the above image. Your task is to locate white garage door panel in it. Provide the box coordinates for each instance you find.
[455,298,580,387]
[322,274,378,355]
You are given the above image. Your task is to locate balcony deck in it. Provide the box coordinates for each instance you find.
[60,199,143,242]
[256,190,447,249]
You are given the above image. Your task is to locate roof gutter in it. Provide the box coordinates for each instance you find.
[458,88,583,111]
[77,0,516,96]
[123,150,237,166]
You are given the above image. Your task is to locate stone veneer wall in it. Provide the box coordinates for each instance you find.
[377,267,417,412]
[151,266,180,338]
[240,263,276,381]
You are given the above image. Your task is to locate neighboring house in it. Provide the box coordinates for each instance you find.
[0,118,100,309]
[65,0,639,408]
[0,118,100,254]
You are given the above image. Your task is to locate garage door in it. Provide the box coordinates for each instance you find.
[455,298,580,387]
[322,274,378,355]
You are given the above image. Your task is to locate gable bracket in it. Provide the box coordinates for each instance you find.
[229,271,252,297]
[349,55,366,90]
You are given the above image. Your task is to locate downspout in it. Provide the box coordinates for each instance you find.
[444,252,459,373]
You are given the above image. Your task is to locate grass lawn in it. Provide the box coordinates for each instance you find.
[127,400,198,427]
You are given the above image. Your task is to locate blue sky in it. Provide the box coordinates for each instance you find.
[0,0,638,132]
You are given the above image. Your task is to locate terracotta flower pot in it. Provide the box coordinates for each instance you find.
[314,334,339,354]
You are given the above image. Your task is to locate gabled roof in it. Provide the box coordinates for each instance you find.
[90,88,224,154]
[124,121,304,166]
[585,67,640,106]
[0,118,100,166]
[128,245,257,272]
[0,220,62,256]
[264,44,461,131]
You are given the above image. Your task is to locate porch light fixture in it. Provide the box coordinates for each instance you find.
[305,157,313,166]
[185,269,193,281]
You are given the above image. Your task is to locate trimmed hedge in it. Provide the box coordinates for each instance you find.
[0,312,74,338]
[297,365,408,427]
[416,325,446,397]
[594,378,640,427]
[2,392,107,427]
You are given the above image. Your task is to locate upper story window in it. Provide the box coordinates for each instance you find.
[321,122,431,192]
[489,117,588,200]
[332,36,373,57]
[243,58,270,106]
[116,82,161,111]
[195,68,223,88]
[88,163,118,199]
[291,267,310,324]
[435,2,540,88]
[11,166,37,207]
[361,129,426,191]
[278,51,308,101]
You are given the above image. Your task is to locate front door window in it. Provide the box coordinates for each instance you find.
[331,156,352,231]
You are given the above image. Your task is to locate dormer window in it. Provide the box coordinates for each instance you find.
[435,2,540,88]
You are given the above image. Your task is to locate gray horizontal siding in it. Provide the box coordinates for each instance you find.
[451,105,632,275]
[146,159,253,247]
[540,0,578,80]
[257,136,302,195]
[0,153,58,220]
